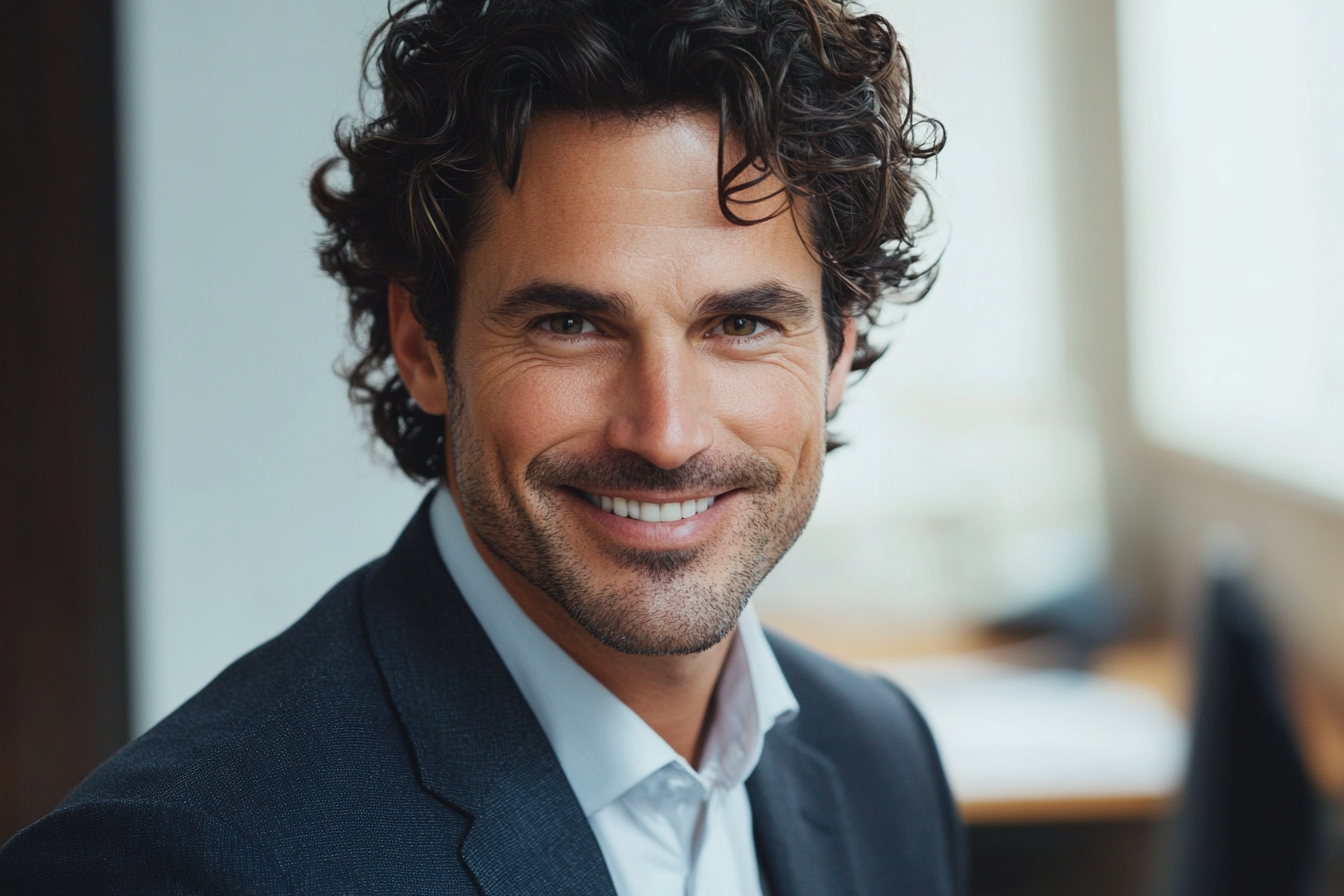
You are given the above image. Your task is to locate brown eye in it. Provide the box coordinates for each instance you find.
[547,314,591,335]
[720,315,760,337]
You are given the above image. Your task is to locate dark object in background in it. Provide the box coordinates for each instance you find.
[1174,574,1320,896]
[991,581,1131,669]
[968,819,1160,896]
[0,0,129,840]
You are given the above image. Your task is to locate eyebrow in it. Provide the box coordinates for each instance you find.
[695,281,818,323]
[487,279,817,323]
[489,282,634,321]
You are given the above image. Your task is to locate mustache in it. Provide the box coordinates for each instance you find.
[526,449,779,496]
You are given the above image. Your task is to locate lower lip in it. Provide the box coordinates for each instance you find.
[564,489,734,548]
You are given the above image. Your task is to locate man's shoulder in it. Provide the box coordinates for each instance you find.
[0,543,480,893]
[76,562,384,806]
[49,561,447,842]
[765,628,939,756]
[761,629,968,895]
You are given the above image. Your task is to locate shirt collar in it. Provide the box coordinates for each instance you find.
[428,485,798,816]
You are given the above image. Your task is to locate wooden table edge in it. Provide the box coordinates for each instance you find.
[958,792,1175,826]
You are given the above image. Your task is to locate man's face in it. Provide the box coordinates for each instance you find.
[444,110,852,655]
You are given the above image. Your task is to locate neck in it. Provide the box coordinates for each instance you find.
[463,523,731,768]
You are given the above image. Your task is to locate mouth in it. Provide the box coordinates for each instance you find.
[574,489,718,523]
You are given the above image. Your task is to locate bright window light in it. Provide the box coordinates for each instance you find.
[1118,0,1344,502]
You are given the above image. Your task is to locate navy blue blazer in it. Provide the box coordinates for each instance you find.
[0,499,965,895]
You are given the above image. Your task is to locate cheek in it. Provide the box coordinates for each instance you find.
[704,357,828,461]
[462,359,610,472]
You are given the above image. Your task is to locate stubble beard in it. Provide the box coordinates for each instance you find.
[447,391,824,656]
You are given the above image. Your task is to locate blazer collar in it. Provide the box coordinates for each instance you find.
[747,720,864,896]
[361,495,617,896]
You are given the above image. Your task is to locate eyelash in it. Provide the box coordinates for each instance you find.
[534,313,777,342]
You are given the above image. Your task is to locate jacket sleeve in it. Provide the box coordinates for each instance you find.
[883,678,969,896]
[0,799,296,896]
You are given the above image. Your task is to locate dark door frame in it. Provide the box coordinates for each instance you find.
[0,0,129,840]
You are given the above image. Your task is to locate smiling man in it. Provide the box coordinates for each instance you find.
[0,1,960,894]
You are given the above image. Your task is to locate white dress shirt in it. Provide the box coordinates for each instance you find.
[429,487,799,896]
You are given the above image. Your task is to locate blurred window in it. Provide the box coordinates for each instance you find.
[1118,0,1344,502]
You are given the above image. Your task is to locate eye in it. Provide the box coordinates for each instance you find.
[716,315,765,338]
[545,314,597,336]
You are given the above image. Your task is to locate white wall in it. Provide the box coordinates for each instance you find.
[119,0,426,733]
[754,0,1110,625]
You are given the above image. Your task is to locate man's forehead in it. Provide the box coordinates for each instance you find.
[461,109,822,314]
[498,111,735,230]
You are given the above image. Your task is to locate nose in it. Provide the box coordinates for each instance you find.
[604,337,714,470]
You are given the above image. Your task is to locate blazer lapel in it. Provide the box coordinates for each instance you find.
[747,724,864,896]
[362,497,617,896]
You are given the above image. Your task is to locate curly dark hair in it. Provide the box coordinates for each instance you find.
[312,0,944,482]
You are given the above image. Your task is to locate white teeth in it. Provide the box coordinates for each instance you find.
[585,491,717,523]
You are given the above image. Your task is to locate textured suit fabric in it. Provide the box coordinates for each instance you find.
[0,498,966,895]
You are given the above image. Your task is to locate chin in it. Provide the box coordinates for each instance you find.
[540,545,768,655]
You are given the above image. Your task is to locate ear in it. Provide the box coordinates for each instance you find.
[388,282,449,416]
[826,316,858,415]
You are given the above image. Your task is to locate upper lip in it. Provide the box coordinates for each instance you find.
[571,486,728,504]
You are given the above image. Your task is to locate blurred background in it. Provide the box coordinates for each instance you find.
[1,0,1341,893]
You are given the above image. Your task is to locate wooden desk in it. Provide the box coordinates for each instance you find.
[763,617,1344,823]
[1092,637,1344,803]
[1289,662,1344,801]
